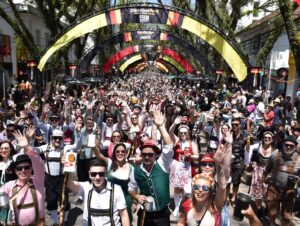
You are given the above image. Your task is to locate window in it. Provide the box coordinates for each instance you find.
[252,37,260,51]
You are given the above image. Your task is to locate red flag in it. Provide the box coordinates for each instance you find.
[294,0,300,6]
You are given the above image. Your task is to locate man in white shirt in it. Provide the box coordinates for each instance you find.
[66,158,130,226]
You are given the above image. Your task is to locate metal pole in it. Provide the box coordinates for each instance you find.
[2,72,5,100]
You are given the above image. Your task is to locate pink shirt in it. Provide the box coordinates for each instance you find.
[0,149,45,225]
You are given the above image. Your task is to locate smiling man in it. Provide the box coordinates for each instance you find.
[128,111,173,226]
[66,158,130,226]
[0,130,45,226]
[264,135,300,226]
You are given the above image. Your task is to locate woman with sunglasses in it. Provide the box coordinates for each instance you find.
[177,141,231,226]
[94,143,135,225]
[0,141,17,185]
[123,106,146,150]
[245,131,275,214]
[169,117,199,217]
[101,130,130,158]
[199,153,231,226]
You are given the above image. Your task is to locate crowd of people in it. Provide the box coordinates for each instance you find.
[0,71,299,226]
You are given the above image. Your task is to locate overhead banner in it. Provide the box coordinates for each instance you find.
[103,45,139,73]
[119,54,143,72]
[80,29,213,74]
[124,30,160,41]
[38,3,250,81]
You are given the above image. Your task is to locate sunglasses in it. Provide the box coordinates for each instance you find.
[179,132,187,135]
[140,134,147,139]
[15,165,31,171]
[264,136,272,140]
[141,153,155,158]
[193,184,210,192]
[131,117,138,120]
[90,172,106,177]
[52,136,62,141]
[116,150,126,154]
[232,123,240,127]
[285,143,295,148]
[201,163,215,168]
[51,118,59,122]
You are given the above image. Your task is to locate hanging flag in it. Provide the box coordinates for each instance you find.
[294,0,300,6]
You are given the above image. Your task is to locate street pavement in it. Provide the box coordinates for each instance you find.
[45,182,300,226]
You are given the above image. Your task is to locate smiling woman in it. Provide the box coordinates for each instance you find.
[177,174,220,226]
[0,141,17,185]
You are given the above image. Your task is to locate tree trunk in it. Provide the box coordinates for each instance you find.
[278,0,300,74]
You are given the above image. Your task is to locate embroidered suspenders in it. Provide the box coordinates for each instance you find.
[87,184,115,226]
[11,181,39,226]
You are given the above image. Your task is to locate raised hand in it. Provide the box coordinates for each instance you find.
[174,116,182,125]
[223,129,233,144]
[86,101,93,111]
[75,122,82,132]
[13,130,29,148]
[25,124,36,140]
[152,111,165,127]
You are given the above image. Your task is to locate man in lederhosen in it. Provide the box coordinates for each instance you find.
[34,128,82,225]
[66,158,130,226]
[0,130,45,225]
[264,136,300,226]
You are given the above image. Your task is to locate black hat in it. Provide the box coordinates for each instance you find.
[180,112,190,117]
[12,154,32,168]
[284,135,298,145]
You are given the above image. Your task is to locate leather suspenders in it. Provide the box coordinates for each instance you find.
[11,180,39,226]
[45,145,63,175]
[87,184,115,226]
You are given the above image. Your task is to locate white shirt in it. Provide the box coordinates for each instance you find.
[255,102,265,120]
[34,133,81,176]
[78,181,126,226]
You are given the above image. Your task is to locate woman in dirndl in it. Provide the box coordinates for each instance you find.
[246,131,274,214]
[169,117,199,217]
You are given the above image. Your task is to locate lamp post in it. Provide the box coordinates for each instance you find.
[215,69,223,83]
[69,65,77,77]
[27,60,37,82]
[251,67,260,88]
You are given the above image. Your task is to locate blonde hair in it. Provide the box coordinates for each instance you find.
[191,173,215,212]
[192,173,215,189]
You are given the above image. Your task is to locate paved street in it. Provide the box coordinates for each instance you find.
[45,182,300,226]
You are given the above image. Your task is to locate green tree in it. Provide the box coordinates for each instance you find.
[277,0,300,74]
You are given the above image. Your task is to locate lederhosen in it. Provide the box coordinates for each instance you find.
[265,151,300,220]
[11,180,44,226]
[87,184,115,226]
[271,151,300,194]
[231,133,245,186]
[44,146,69,211]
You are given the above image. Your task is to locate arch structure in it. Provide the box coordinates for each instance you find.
[79,28,214,74]
[102,43,193,73]
[38,3,250,81]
